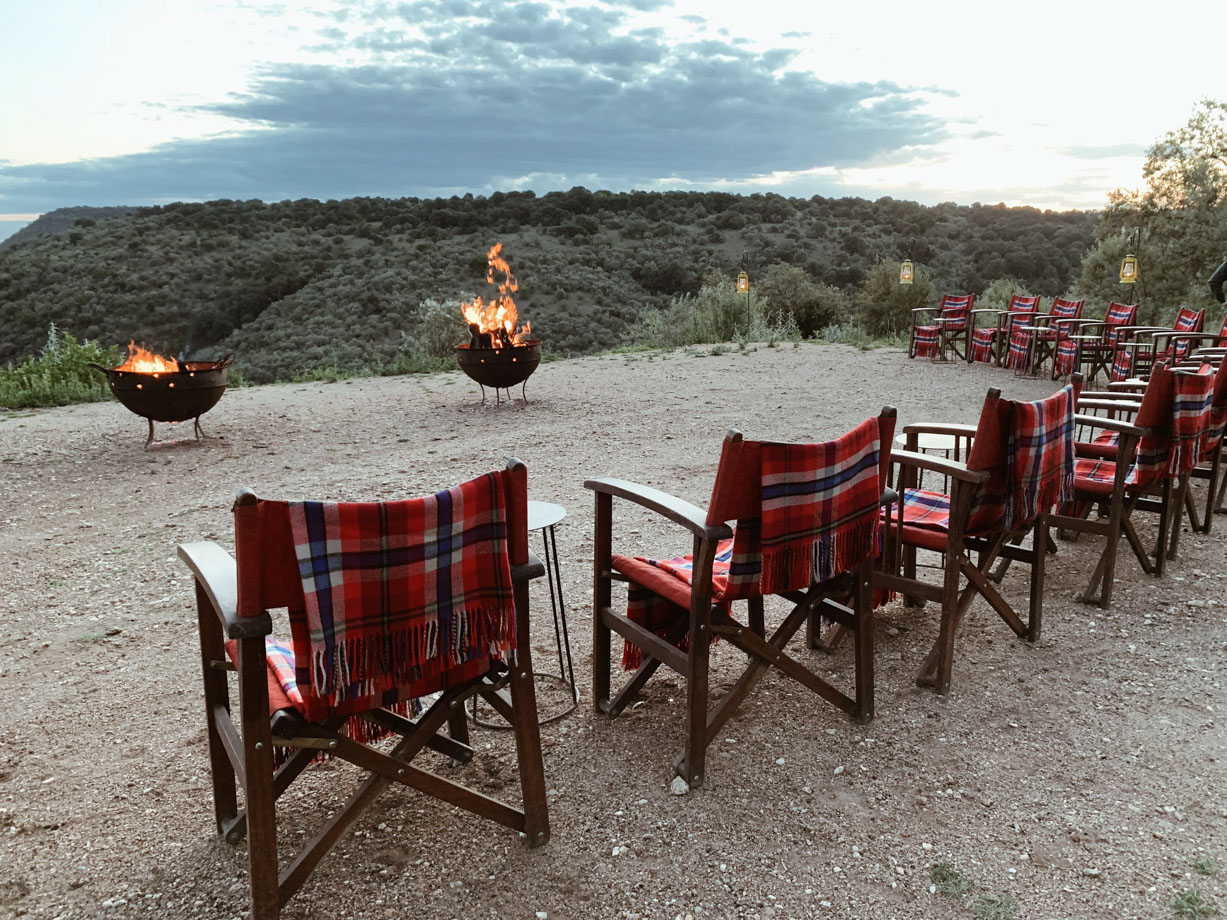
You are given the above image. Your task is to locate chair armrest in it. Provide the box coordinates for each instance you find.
[1077,398,1142,414]
[890,448,990,484]
[513,551,546,584]
[584,477,732,541]
[178,541,272,640]
[1073,414,1149,438]
[900,422,979,438]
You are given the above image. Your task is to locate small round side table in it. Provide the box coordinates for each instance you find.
[471,500,578,727]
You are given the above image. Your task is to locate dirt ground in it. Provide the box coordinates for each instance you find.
[2,343,1224,920]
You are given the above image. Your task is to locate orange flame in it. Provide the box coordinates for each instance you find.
[115,341,179,374]
[460,242,532,347]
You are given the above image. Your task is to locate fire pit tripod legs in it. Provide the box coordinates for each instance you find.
[477,381,531,405]
[144,416,207,449]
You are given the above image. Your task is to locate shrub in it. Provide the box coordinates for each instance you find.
[410,298,470,360]
[0,325,120,409]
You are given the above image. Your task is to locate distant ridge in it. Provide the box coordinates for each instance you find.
[0,206,139,253]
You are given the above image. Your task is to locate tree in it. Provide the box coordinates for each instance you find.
[856,259,935,336]
[1077,99,1227,321]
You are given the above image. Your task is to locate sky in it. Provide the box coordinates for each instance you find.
[1,0,1224,243]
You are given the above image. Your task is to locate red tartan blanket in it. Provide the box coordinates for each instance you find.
[730,418,882,598]
[1169,366,1214,477]
[1004,385,1076,529]
[913,325,939,358]
[287,472,515,720]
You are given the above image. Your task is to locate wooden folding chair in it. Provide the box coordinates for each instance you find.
[1110,306,1205,381]
[1053,301,1139,382]
[585,409,896,788]
[1180,355,1227,533]
[910,294,975,362]
[1049,364,1214,607]
[1009,297,1085,376]
[970,294,1041,366]
[877,379,1081,692]
[179,460,549,920]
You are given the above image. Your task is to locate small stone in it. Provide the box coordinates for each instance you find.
[833,765,845,776]
[536,913,548,919]
[670,776,690,796]
[1083,868,1101,878]
[775,758,786,765]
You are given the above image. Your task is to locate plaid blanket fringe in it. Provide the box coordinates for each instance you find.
[263,638,414,769]
[288,472,514,719]
[1004,385,1076,529]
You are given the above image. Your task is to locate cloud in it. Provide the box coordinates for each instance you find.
[0,0,952,213]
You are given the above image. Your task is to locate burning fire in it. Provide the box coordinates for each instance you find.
[115,342,179,374]
[461,242,532,348]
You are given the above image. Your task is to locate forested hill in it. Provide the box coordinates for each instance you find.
[0,191,1098,383]
[0,206,139,253]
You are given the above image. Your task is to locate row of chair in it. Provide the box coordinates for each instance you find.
[180,353,1226,919]
[911,292,1227,383]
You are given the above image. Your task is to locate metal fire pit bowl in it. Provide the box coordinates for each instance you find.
[90,353,235,447]
[455,340,541,403]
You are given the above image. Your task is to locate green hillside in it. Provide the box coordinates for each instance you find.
[0,191,1098,384]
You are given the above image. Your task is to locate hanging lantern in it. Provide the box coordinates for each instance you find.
[737,271,750,294]
[1119,253,1139,284]
[899,259,915,285]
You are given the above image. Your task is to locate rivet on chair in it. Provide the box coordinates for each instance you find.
[397,768,405,777]
[327,740,337,750]
[254,742,264,750]
[521,672,528,678]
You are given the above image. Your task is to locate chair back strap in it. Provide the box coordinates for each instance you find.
[1173,306,1204,333]
[1105,302,1139,328]
[1127,364,1175,487]
[1051,297,1085,319]
[709,416,890,600]
[1005,295,1040,331]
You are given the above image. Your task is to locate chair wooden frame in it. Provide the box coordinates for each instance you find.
[909,294,976,363]
[585,410,896,789]
[876,379,1081,693]
[179,460,550,920]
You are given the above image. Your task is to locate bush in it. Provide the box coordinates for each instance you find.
[0,325,120,409]
[410,298,470,360]
[624,277,773,348]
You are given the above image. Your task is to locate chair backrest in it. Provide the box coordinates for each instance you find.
[1127,364,1175,488]
[1005,294,1041,330]
[1173,306,1205,334]
[705,409,897,598]
[938,293,974,329]
[964,379,1081,531]
[232,462,529,720]
[1051,297,1085,320]
[1105,301,1139,327]
[1168,365,1214,477]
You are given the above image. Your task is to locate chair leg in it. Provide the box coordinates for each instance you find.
[237,638,280,920]
[196,584,238,836]
[1167,476,1189,560]
[591,492,613,713]
[508,593,550,846]
[1028,519,1046,642]
[926,549,962,693]
[680,600,711,788]
[853,569,875,721]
